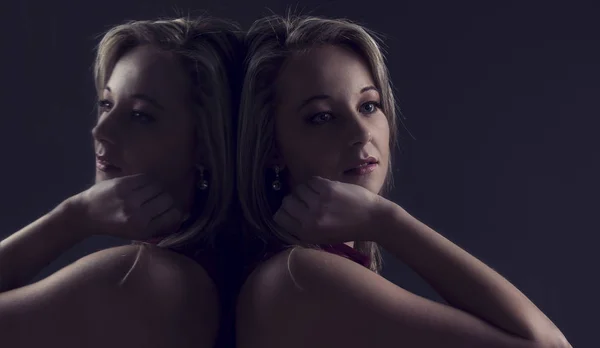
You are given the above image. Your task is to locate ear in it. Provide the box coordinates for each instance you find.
[191,121,211,166]
[267,146,286,171]
[193,144,207,166]
[191,146,211,178]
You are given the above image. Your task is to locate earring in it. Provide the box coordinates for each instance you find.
[196,164,208,190]
[272,165,281,191]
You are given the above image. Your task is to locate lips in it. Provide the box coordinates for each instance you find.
[344,157,379,174]
[96,156,122,172]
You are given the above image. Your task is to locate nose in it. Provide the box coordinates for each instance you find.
[91,111,119,146]
[347,115,372,147]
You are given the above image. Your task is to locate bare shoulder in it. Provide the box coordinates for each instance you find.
[53,244,218,314]
[0,244,218,348]
[118,244,218,297]
[237,247,547,348]
[239,246,388,304]
[237,247,386,347]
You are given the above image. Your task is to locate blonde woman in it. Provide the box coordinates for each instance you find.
[0,17,243,348]
[235,15,570,348]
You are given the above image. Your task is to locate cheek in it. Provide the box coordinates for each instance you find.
[280,132,341,184]
[376,117,391,182]
[124,132,194,179]
[375,116,391,154]
[278,133,308,176]
[277,130,312,182]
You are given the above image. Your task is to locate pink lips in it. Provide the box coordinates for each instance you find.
[344,157,379,176]
[344,163,378,176]
[96,157,121,172]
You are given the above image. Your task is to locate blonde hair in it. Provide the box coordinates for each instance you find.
[237,14,400,273]
[94,17,243,249]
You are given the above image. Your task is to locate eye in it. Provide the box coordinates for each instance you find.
[97,99,112,112]
[131,111,155,124]
[308,112,334,125]
[360,101,381,114]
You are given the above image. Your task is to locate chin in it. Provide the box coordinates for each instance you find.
[341,176,383,193]
[94,173,104,183]
[95,170,122,182]
[369,183,385,195]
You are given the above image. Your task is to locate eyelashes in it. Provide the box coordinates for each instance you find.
[309,112,333,125]
[308,101,382,125]
[97,99,111,111]
[96,99,155,124]
[359,101,381,114]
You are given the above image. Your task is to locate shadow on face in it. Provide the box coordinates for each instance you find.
[92,44,198,208]
[273,44,390,194]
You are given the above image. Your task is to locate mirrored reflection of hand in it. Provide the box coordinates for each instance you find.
[72,174,184,240]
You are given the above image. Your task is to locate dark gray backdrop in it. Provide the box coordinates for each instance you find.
[0,1,596,346]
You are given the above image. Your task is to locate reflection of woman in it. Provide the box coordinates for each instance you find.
[0,17,242,347]
[235,15,570,348]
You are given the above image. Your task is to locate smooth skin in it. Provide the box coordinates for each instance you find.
[0,45,219,347]
[236,45,570,348]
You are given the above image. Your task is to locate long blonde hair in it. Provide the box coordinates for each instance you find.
[94,17,244,249]
[237,14,400,273]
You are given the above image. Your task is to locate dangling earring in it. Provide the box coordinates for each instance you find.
[272,165,281,191]
[196,164,208,191]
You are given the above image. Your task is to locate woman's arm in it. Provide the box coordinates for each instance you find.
[237,247,570,348]
[0,196,87,292]
[239,178,569,347]
[372,200,567,344]
[0,174,180,293]
[0,244,219,348]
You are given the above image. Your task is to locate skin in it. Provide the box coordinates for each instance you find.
[236,44,570,348]
[94,44,198,213]
[273,44,390,194]
[0,44,219,348]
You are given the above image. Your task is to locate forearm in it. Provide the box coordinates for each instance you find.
[0,197,87,292]
[374,200,564,343]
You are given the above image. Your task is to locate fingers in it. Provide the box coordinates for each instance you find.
[131,183,164,206]
[147,206,184,236]
[281,194,308,220]
[273,206,301,236]
[120,174,167,207]
[306,176,332,193]
[294,183,319,208]
[119,173,152,191]
[275,194,310,238]
[141,191,177,218]
[124,174,183,236]
[142,192,183,236]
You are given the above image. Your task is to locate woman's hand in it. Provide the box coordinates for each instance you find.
[69,174,184,240]
[273,176,393,244]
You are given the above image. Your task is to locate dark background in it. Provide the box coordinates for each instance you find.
[1,0,597,346]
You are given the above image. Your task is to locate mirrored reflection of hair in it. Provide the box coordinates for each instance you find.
[95,17,244,249]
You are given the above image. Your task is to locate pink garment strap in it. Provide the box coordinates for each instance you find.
[321,243,371,268]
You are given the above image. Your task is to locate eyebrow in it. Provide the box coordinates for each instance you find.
[104,87,165,111]
[296,85,380,111]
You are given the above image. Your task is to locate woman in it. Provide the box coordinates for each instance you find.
[0,17,243,348]
[235,15,571,348]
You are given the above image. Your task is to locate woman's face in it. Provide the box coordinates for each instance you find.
[92,44,198,210]
[273,44,390,194]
